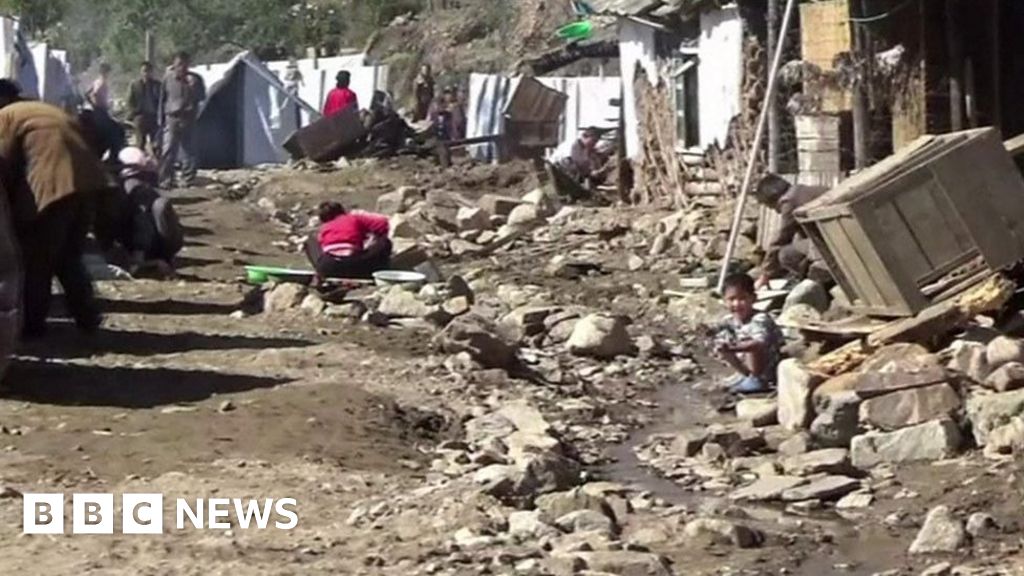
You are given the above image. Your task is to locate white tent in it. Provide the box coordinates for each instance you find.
[194,51,320,168]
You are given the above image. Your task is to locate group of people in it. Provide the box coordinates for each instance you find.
[413,64,466,141]
[0,54,191,340]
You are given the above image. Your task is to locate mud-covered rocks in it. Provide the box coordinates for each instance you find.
[263,283,307,313]
[966,388,1024,446]
[909,506,969,555]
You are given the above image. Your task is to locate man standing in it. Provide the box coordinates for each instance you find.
[86,63,112,112]
[413,64,434,122]
[159,51,206,188]
[127,62,161,153]
[0,80,110,338]
[323,71,358,117]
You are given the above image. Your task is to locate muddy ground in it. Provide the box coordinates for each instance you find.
[0,159,1022,575]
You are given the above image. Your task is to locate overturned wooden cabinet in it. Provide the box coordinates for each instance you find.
[796,128,1024,317]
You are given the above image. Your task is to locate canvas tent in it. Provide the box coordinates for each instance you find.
[195,52,320,169]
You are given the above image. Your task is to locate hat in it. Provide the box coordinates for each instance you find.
[118,146,157,171]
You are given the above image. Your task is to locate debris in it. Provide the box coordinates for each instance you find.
[986,336,1024,369]
[966,388,1024,446]
[729,476,807,502]
[945,340,990,382]
[377,186,423,215]
[569,551,672,576]
[218,401,236,413]
[982,416,1024,457]
[965,513,997,539]
[781,475,860,502]
[780,448,853,477]
[263,283,308,313]
[456,207,491,232]
[810,391,862,448]
[835,491,874,510]
[984,362,1024,392]
[736,398,779,427]
[479,194,523,217]
[784,279,829,313]
[436,314,519,370]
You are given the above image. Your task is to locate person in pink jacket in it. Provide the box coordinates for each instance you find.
[304,201,392,279]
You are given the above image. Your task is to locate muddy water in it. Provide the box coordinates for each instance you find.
[600,374,908,576]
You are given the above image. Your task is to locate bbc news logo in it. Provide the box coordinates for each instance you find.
[23,494,299,534]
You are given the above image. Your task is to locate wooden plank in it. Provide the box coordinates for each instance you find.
[864,201,932,288]
[838,217,905,307]
[818,216,887,307]
[892,182,966,271]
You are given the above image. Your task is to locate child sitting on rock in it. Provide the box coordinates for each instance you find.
[711,273,783,395]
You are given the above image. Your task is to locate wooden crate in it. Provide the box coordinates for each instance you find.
[796,128,1024,317]
[282,106,367,162]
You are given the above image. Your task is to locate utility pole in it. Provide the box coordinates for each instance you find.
[767,0,781,173]
[850,1,870,169]
[946,0,965,132]
[145,31,155,64]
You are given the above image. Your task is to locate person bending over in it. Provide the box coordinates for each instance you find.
[305,202,392,280]
[710,273,783,395]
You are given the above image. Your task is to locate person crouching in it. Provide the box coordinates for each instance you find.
[305,202,392,280]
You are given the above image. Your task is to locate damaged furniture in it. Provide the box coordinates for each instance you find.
[796,128,1024,318]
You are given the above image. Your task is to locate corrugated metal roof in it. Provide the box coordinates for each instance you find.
[590,0,702,17]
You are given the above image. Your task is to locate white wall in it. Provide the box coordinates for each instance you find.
[698,6,744,149]
[465,73,621,162]
[618,19,658,159]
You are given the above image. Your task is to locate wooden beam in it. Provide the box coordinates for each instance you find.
[946,0,965,132]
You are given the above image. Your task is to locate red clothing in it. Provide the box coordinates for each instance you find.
[318,212,390,257]
[323,87,359,117]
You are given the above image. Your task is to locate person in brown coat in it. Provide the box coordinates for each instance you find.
[0,80,110,337]
[753,173,830,288]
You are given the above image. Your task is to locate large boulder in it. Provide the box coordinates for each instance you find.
[850,419,963,469]
[777,359,825,431]
[859,343,935,373]
[263,283,307,313]
[683,518,765,548]
[858,384,962,431]
[567,314,635,359]
[810,391,862,447]
[0,193,17,383]
[813,366,949,401]
[436,314,519,370]
[985,362,1024,392]
[946,340,990,383]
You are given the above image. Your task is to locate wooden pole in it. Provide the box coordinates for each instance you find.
[851,1,870,168]
[145,31,155,64]
[991,0,1002,130]
[767,0,781,173]
[716,0,799,294]
[946,0,964,132]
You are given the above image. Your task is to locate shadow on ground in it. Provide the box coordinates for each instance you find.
[4,359,292,408]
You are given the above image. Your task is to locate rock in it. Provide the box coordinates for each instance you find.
[778,303,821,326]
[777,360,825,431]
[736,398,779,427]
[571,551,672,576]
[946,340,990,383]
[626,254,645,272]
[300,293,326,316]
[389,214,422,238]
[263,283,307,313]
[376,186,421,214]
[479,194,523,217]
[729,476,807,502]
[635,335,670,359]
[325,301,367,320]
[920,563,953,576]
[987,336,1024,369]
[860,343,935,373]
[442,296,472,317]
[683,518,765,548]
[389,239,430,270]
[814,367,949,401]
[781,449,853,477]
[555,510,616,536]
[567,315,635,359]
[522,188,557,217]
[508,510,559,540]
[781,475,860,502]
[449,238,486,256]
[851,420,963,469]
[784,279,829,313]
[377,287,438,319]
[457,207,491,232]
[982,416,1024,456]
[501,306,560,343]
[446,275,474,302]
[536,488,616,525]
[507,204,542,228]
[778,432,813,456]
[966,388,1024,446]
[858,384,962,431]
[519,454,583,498]
[669,429,709,457]
[836,491,875,509]
[436,314,519,370]
[499,402,552,436]
[965,513,997,538]
[810,391,862,448]
[465,412,516,445]
[909,506,968,555]
[985,362,1024,392]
